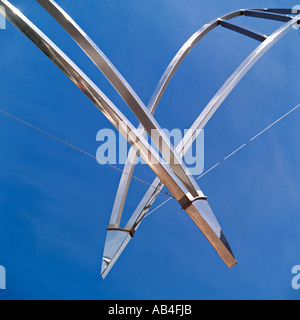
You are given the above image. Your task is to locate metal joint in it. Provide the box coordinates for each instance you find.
[181,195,208,211]
[106,227,136,238]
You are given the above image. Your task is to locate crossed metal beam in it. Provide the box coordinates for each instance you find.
[0,0,299,279]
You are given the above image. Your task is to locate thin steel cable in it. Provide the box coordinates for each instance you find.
[0,108,174,198]
[145,102,300,218]
[196,102,300,180]
[144,197,173,219]
[1,102,299,216]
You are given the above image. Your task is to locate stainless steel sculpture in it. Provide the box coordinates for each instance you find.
[0,0,299,279]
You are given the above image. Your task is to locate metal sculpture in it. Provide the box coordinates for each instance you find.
[0,0,299,278]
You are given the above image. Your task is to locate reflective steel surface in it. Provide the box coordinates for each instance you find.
[36,0,203,199]
[0,0,200,207]
[100,10,299,278]
[0,1,298,278]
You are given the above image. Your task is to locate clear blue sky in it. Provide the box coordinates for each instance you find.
[0,0,300,300]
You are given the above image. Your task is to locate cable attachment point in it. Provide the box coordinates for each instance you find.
[106,226,136,238]
[181,195,208,211]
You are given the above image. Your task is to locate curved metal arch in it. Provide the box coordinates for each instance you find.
[36,0,203,198]
[106,9,292,226]
[148,7,298,113]
[34,2,298,231]
[32,1,300,277]
[0,0,238,277]
[1,1,299,279]
[109,9,247,229]
[109,8,297,230]
[35,2,295,221]
[0,0,199,206]
[102,13,299,277]
[134,14,299,223]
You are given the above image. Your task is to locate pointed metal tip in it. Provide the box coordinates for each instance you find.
[100,230,132,279]
[219,229,237,268]
[220,230,235,259]
[101,257,112,279]
[228,260,238,268]
[187,199,237,268]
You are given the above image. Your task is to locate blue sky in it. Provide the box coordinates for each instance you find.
[0,0,300,300]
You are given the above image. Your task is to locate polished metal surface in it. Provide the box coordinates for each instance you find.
[99,11,299,277]
[133,14,298,221]
[34,0,237,276]
[0,0,298,279]
[107,6,295,243]
[107,9,244,238]
[0,0,235,276]
[108,7,272,237]
[121,11,298,224]
[32,0,232,277]
[0,0,199,207]
[36,0,203,199]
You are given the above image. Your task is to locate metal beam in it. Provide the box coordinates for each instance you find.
[264,8,300,15]
[121,8,296,221]
[140,16,298,223]
[109,6,294,232]
[101,14,299,278]
[2,1,298,278]
[0,0,197,206]
[102,9,298,277]
[36,0,202,198]
[0,0,237,277]
[219,19,267,42]
[243,10,292,22]
[109,9,244,228]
